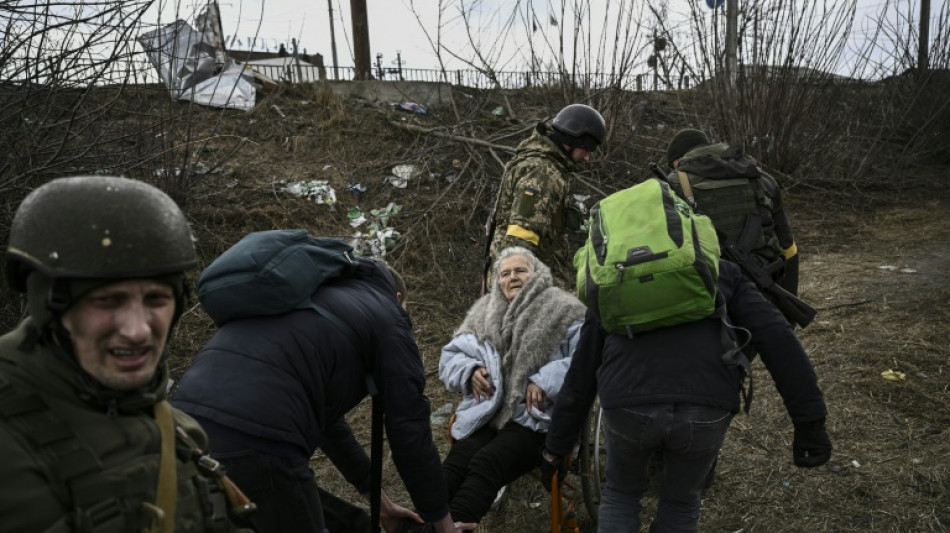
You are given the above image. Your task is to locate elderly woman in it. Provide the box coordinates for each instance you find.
[438,246,586,527]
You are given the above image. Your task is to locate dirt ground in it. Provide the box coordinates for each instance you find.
[7,82,945,532]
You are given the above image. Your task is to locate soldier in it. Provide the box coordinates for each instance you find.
[0,176,251,533]
[665,128,800,300]
[485,103,606,288]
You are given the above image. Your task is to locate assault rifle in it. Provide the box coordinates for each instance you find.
[648,162,817,328]
[480,183,499,296]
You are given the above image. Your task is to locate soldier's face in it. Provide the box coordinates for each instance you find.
[570,146,594,163]
[61,279,176,391]
[499,254,534,302]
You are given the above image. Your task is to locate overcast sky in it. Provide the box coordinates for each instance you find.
[156,1,934,77]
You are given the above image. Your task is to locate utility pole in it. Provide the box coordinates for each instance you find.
[327,0,339,80]
[350,0,371,80]
[725,0,738,87]
[919,0,930,74]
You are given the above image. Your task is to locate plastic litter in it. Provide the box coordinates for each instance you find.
[880,369,906,382]
[393,101,427,115]
[283,180,337,206]
[347,207,366,228]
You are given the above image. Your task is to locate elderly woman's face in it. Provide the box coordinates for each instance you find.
[498,254,533,302]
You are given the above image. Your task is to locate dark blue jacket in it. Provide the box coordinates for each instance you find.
[545,260,827,456]
[173,260,449,522]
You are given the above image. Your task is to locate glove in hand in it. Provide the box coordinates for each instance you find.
[539,449,567,493]
[793,418,832,467]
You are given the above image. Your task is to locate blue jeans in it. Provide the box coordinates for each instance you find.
[597,404,733,533]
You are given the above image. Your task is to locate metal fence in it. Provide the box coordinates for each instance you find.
[247,62,693,92]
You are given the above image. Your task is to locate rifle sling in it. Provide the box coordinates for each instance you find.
[675,170,695,206]
[153,401,178,533]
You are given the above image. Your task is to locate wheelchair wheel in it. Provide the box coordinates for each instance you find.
[578,401,606,523]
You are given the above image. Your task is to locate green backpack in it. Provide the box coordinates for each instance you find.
[574,178,721,336]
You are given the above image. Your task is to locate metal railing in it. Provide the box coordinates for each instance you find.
[246,62,694,92]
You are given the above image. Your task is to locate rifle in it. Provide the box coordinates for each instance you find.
[648,162,817,328]
[480,183,498,296]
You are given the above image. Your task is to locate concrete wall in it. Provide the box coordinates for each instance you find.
[326,80,453,108]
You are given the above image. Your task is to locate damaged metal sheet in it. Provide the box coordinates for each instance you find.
[137,14,255,110]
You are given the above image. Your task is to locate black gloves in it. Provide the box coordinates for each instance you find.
[539,449,567,493]
[793,418,832,467]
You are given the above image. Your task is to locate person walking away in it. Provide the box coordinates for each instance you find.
[541,259,832,532]
[665,128,800,301]
[0,175,252,533]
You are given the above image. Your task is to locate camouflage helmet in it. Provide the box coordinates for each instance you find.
[6,175,198,292]
[551,104,606,150]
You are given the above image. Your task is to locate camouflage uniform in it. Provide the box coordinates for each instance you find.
[489,123,578,282]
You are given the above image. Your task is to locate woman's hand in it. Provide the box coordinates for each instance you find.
[471,366,495,402]
[525,382,549,413]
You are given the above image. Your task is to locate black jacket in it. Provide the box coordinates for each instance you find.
[545,260,827,456]
[173,260,449,522]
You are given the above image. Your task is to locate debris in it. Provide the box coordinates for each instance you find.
[346,183,366,194]
[283,180,337,206]
[572,194,591,214]
[492,106,505,116]
[386,164,421,188]
[826,463,849,476]
[880,369,906,382]
[347,207,366,227]
[393,101,427,115]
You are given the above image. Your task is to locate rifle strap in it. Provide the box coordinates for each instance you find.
[676,170,695,207]
[153,401,178,533]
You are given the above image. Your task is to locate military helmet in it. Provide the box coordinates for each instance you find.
[551,104,606,150]
[6,175,198,292]
[666,128,711,168]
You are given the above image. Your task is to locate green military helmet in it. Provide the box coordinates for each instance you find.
[6,175,198,292]
[552,104,607,149]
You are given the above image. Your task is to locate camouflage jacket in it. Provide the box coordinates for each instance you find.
[0,318,245,533]
[490,123,578,271]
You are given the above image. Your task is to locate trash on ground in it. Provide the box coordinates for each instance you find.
[283,180,337,205]
[880,369,906,382]
[351,226,400,258]
[348,207,366,228]
[573,194,591,214]
[393,101,427,115]
[346,183,366,194]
